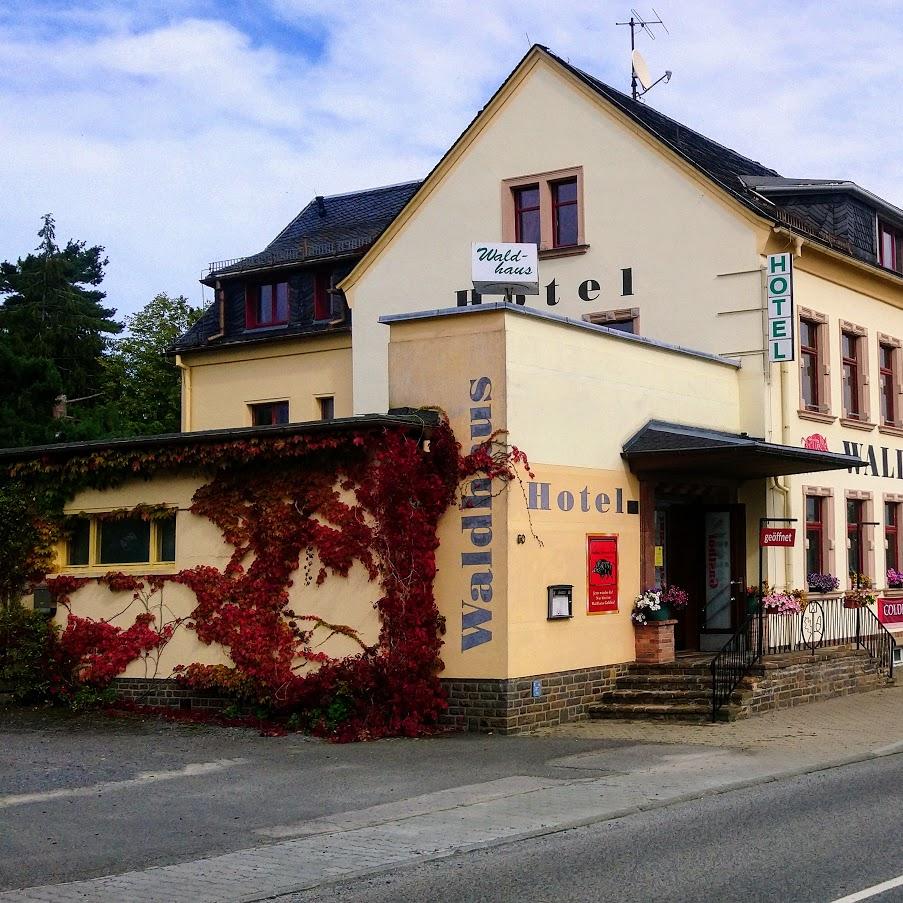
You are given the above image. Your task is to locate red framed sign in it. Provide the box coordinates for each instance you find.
[587,534,618,614]
[878,598,903,627]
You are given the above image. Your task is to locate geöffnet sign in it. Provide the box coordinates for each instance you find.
[759,527,796,547]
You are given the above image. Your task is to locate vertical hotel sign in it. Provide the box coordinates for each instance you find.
[766,253,794,363]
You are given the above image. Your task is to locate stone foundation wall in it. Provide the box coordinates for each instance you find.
[730,648,890,720]
[441,663,630,734]
[110,677,226,712]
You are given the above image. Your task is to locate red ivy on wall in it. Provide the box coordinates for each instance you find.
[19,419,530,740]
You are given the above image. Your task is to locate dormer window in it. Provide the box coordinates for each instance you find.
[879,222,902,274]
[313,272,332,321]
[246,282,289,328]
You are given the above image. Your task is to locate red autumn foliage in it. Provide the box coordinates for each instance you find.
[13,419,530,740]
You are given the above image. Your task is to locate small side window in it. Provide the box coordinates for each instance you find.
[99,517,151,565]
[67,518,91,566]
[157,515,176,563]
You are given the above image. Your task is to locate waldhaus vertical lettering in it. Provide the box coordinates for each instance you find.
[461,377,494,651]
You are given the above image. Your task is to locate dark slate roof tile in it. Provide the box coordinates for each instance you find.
[208,180,421,278]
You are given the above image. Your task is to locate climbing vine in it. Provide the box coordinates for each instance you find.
[1,418,530,740]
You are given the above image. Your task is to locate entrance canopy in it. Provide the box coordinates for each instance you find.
[622,420,862,480]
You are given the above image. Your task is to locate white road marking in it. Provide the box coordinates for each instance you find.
[830,873,903,903]
[0,758,247,809]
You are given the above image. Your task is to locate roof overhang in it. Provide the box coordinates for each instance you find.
[622,421,862,481]
[0,412,438,466]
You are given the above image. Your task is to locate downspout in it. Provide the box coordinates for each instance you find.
[175,354,191,432]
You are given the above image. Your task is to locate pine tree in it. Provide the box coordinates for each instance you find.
[0,214,121,402]
[0,215,122,445]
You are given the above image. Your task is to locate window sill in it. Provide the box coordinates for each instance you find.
[840,417,876,432]
[878,423,903,438]
[539,243,590,260]
[57,564,178,576]
[798,409,836,424]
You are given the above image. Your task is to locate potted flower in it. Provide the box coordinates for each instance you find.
[744,585,763,615]
[631,588,666,625]
[887,568,903,590]
[807,573,839,595]
[761,591,803,615]
[843,587,877,609]
[662,584,689,613]
[849,572,874,589]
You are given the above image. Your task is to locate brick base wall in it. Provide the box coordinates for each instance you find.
[729,648,891,720]
[634,620,676,664]
[441,663,630,735]
[110,677,226,712]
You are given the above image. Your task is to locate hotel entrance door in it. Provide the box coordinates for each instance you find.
[657,503,746,652]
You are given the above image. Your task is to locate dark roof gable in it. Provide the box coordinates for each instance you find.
[206,180,422,280]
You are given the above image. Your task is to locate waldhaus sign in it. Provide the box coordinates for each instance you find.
[472,242,539,296]
[766,253,794,363]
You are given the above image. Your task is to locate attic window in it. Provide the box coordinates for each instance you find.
[879,222,902,274]
[503,167,587,256]
[246,282,289,329]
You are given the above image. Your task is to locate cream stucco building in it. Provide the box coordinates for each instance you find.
[16,45,903,730]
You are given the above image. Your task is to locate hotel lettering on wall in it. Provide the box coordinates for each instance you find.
[455,268,635,307]
[766,253,794,363]
[460,376,495,652]
[841,440,903,479]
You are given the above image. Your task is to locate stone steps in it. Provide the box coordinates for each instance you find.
[588,701,712,723]
[600,688,711,705]
[616,674,712,691]
[589,660,718,723]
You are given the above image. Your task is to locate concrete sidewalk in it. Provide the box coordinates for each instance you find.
[3,685,902,902]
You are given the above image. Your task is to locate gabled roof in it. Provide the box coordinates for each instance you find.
[343,45,903,293]
[547,50,780,217]
[205,180,422,281]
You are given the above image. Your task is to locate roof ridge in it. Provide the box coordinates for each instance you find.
[544,49,780,178]
[318,179,423,202]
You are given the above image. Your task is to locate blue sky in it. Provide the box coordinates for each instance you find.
[2,1,902,319]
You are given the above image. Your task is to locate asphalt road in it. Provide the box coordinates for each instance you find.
[292,753,903,903]
[0,707,627,891]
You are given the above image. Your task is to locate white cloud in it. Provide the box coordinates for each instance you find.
[1,0,902,319]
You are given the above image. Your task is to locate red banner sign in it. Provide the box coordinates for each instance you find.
[587,534,618,614]
[878,598,903,626]
[759,527,796,547]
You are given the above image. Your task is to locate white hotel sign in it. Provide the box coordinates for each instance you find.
[766,252,794,363]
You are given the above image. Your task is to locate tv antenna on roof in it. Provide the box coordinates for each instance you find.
[616,8,672,102]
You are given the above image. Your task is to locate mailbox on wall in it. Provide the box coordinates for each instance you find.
[547,585,573,620]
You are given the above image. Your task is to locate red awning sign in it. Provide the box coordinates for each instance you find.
[759,527,796,547]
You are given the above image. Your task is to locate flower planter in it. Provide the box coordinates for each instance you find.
[634,619,677,664]
[645,603,672,622]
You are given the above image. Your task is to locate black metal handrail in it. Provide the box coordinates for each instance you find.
[710,607,763,720]
[711,597,896,720]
